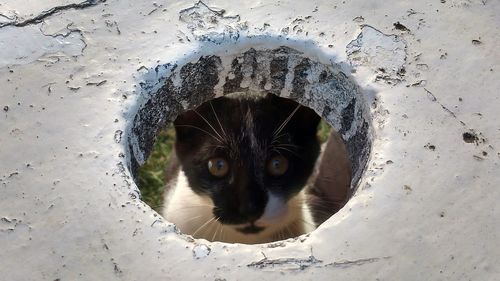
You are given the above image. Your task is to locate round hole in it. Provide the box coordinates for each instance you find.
[126,43,371,244]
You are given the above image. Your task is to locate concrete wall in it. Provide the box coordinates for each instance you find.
[1,0,499,280]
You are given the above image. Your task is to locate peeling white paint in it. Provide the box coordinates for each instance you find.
[179,1,246,42]
[0,1,78,23]
[0,25,85,67]
[346,25,407,84]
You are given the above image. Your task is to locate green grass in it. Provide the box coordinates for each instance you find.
[137,126,175,212]
[137,120,331,212]
[317,119,331,143]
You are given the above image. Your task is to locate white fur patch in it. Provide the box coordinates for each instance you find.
[163,170,316,244]
[255,193,287,226]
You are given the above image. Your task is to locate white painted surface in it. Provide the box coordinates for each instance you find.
[0,0,499,280]
[0,1,78,24]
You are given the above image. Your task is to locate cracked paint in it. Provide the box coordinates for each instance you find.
[0,0,499,280]
[179,1,247,42]
[0,24,85,67]
[247,254,323,271]
[346,25,407,84]
[0,0,101,67]
[0,0,106,28]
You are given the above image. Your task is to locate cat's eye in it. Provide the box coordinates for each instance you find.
[267,155,289,176]
[207,157,229,177]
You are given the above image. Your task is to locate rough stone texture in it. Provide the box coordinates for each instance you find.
[128,46,371,191]
[130,56,221,165]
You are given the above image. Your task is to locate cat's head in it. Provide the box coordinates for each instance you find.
[174,93,320,234]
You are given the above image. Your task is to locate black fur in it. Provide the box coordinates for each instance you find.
[174,93,321,225]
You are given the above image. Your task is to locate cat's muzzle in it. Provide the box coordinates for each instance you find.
[235,223,265,234]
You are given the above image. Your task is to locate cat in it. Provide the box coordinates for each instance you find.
[162,92,350,244]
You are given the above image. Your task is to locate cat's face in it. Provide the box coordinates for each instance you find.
[174,93,320,234]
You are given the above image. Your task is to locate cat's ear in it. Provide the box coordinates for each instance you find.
[270,94,321,137]
[292,105,321,137]
[173,109,205,143]
[173,108,211,158]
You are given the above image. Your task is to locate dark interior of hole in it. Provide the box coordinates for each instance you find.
[127,45,371,243]
[136,93,352,243]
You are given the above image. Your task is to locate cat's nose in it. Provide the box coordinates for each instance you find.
[240,202,261,222]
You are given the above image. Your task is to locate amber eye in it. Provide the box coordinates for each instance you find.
[207,158,229,177]
[267,155,289,176]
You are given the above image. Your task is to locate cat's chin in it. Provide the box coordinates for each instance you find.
[164,170,316,243]
[235,224,265,234]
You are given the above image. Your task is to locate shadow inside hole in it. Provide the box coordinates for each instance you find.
[137,94,352,243]
[126,43,372,243]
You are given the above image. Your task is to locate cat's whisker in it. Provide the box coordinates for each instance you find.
[272,104,301,138]
[271,148,283,156]
[165,206,213,215]
[210,226,217,242]
[209,101,228,140]
[211,218,221,241]
[218,223,225,241]
[276,143,300,149]
[272,132,288,143]
[174,124,223,143]
[193,109,225,141]
[274,146,301,158]
[268,142,300,154]
[208,216,221,239]
[273,146,296,153]
[207,144,226,150]
[192,216,216,237]
[182,215,204,224]
[164,203,214,210]
[220,225,226,242]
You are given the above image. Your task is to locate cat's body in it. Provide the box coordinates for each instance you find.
[162,93,350,244]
